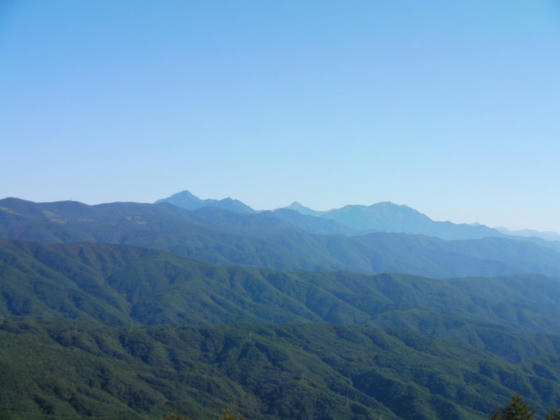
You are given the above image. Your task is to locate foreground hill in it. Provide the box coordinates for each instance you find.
[1,320,559,420]
[2,198,560,278]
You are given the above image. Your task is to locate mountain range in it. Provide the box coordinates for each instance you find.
[2,190,560,419]
[1,239,560,418]
[2,196,560,279]
[156,190,255,214]
[3,239,560,333]
[158,190,560,242]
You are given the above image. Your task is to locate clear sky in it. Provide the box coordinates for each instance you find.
[1,1,559,231]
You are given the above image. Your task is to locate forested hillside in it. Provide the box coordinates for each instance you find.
[1,239,560,418]
[1,320,560,420]
[2,240,560,334]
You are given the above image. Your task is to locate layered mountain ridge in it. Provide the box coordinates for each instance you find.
[2,197,560,279]
[156,190,255,214]
[2,191,560,419]
[1,239,560,419]
[156,190,545,241]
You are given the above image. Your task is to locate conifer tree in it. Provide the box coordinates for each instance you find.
[546,410,560,420]
[165,414,192,420]
[219,407,247,420]
[490,394,535,420]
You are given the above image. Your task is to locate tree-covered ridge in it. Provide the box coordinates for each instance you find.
[2,239,560,336]
[2,198,560,278]
[1,228,560,418]
[1,319,559,420]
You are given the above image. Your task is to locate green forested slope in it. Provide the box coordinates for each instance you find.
[2,240,560,335]
[2,238,560,419]
[1,320,559,420]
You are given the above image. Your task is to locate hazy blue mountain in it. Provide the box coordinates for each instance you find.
[267,208,354,235]
[498,226,560,242]
[2,198,560,278]
[284,201,324,217]
[322,202,504,239]
[353,233,560,278]
[156,190,255,213]
[159,192,545,242]
[281,200,504,240]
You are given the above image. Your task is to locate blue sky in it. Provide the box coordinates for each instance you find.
[1,1,559,231]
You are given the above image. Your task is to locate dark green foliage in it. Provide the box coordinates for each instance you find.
[2,205,560,419]
[219,406,247,420]
[2,240,560,336]
[1,320,559,420]
[165,414,193,420]
[546,410,560,420]
[490,394,535,419]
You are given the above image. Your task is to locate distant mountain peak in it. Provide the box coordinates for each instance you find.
[156,190,255,214]
[285,201,322,216]
[370,201,397,206]
[287,201,308,210]
[173,190,199,199]
[368,201,419,212]
[157,190,201,204]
